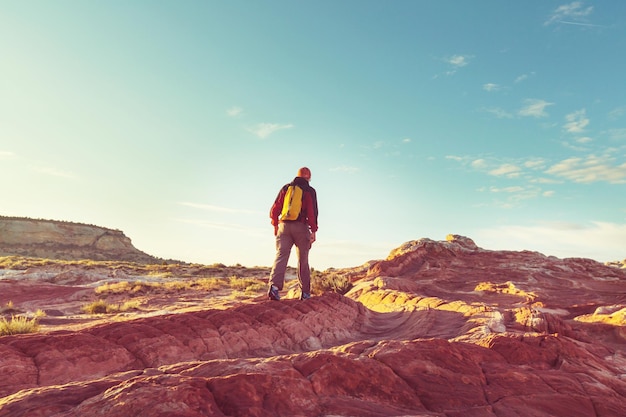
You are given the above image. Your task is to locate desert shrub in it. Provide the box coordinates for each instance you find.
[0,316,40,336]
[229,276,265,292]
[119,300,141,311]
[82,299,141,314]
[312,272,352,295]
[193,277,223,291]
[96,281,148,295]
[82,300,113,314]
[33,309,47,318]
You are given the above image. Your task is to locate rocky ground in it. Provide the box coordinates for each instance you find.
[0,235,625,416]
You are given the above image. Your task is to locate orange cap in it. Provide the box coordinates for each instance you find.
[297,167,311,180]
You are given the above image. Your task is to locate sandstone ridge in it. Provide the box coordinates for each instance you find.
[0,216,159,263]
[1,234,625,416]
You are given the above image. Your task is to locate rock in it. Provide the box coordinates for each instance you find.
[0,216,159,263]
[1,235,626,416]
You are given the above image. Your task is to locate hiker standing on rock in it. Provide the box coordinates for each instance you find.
[268,167,318,301]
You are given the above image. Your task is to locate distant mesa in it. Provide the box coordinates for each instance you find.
[0,216,159,263]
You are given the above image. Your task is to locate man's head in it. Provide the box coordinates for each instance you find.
[297,167,311,181]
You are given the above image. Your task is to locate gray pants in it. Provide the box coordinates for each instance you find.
[269,222,311,294]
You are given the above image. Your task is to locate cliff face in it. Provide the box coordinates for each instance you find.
[0,216,158,263]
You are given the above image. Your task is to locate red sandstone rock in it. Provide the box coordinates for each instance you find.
[1,236,625,416]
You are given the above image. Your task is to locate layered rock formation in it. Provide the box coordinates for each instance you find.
[0,216,158,263]
[1,235,625,416]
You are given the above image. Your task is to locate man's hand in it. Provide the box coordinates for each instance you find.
[310,231,316,244]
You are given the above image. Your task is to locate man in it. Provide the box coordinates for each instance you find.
[268,167,318,300]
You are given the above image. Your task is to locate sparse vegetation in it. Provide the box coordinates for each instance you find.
[312,271,353,295]
[228,276,266,293]
[0,315,40,336]
[82,299,142,314]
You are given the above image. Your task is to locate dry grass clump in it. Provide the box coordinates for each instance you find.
[228,276,266,293]
[82,299,142,314]
[0,315,40,336]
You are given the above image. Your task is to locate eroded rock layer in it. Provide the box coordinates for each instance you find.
[1,235,625,416]
[0,217,158,263]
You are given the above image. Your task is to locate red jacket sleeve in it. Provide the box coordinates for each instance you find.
[303,191,318,232]
[270,187,287,226]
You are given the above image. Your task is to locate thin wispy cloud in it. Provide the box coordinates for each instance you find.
[178,202,257,214]
[247,123,294,139]
[489,163,522,178]
[545,155,626,184]
[563,109,589,133]
[489,186,525,193]
[0,151,16,159]
[447,54,471,67]
[524,158,547,169]
[545,1,594,26]
[483,83,501,92]
[518,99,554,118]
[576,136,593,144]
[441,54,473,76]
[514,74,527,83]
[226,106,243,117]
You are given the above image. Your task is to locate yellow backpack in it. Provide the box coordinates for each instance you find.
[279,185,304,221]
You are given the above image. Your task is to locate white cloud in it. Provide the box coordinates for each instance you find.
[402,138,411,144]
[514,74,528,83]
[0,151,16,159]
[545,155,626,184]
[489,186,524,193]
[445,155,465,162]
[489,163,522,177]
[545,1,594,26]
[447,54,471,67]
[563,109,589,133]
[226,106,243,117]
[483,83,501,92]
[542,190,555,197]
[471,159,488,169]
[178,202,256,214]
[518,99,554,118]
[247,123,294,139]
[524,158,547,169]
[475,221,626,262]
[442,54,473,75]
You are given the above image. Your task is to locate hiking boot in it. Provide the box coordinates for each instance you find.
[268,285,280,301]
[300,292,311,300]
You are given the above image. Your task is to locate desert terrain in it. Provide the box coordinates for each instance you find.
[1,226,625,416]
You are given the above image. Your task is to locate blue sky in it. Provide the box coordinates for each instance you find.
[1,1,625,269]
